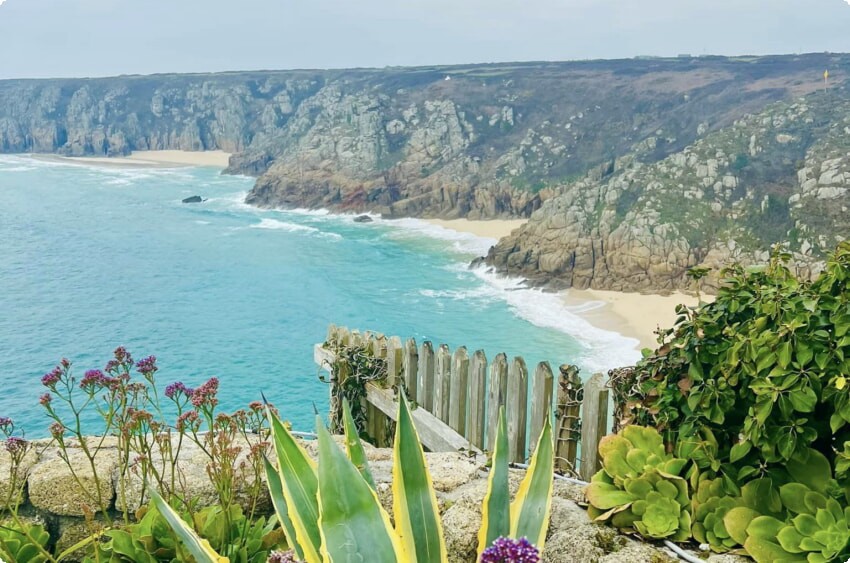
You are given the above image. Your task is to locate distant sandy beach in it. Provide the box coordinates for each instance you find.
[562,288,713,350]
[33,150,232,169]
[423,218,527,240]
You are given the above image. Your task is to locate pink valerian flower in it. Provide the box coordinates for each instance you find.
[191,377,220,408]
[135,355,158,378]
[80,369,106,390]
[39,393,52,406]
[49,422,66,439]
[176,410,201,433]
[480,537,540,563]
[4,437,28,456]
[267,550,301,563]
[41,366,63,388]
[164,382,193,400]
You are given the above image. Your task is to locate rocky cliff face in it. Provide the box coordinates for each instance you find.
[484,90,850,291]
[2,54,848,222]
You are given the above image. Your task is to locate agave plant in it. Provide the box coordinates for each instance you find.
[585,425,692,541]
[152,396,554,562]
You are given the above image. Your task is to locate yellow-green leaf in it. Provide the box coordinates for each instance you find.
[510,415,554,549]
[477,408,511,557]
[149,488,229,563]
[263,455,304,561]
[267,406,322,563]
[392,396,447,562]
[342,398,376,490]
[315,417,404,562]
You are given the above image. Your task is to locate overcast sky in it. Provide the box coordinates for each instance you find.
[0,0,849,79]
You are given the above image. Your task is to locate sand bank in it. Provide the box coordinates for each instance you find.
[423,218,526,240]
[562,288,713,350]
[34,150,231,169]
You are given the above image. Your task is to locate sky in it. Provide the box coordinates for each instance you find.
[0,0,849,79]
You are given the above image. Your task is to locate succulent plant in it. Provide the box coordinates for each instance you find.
[691,474,744,552]
[775,488,850,563]
[152,397,555,562]
[0,521,51,563]
[585,425,692,541]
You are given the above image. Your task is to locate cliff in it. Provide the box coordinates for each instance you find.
[1,54,848,221]
[483,90,850,291]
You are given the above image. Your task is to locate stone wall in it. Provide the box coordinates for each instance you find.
[1,435,741,562]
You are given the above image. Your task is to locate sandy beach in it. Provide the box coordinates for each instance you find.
[423,218,527,240]
[562,288,712,350]
[34,150,232,169]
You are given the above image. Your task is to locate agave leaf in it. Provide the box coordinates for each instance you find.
[342,398,376,490]
[510,415,554,548]
[477,408,511,557]
[263,455,304,561]
[148,488,229,563]
[392,396,447,562]
[315,417,404,562]
[267,406,322,563]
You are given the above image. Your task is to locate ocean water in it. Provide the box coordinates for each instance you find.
[0,156,639,435]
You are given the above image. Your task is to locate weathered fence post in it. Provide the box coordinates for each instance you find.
[530,362,554,451]
[486,353,508,451]
[507,357,529,463]
[449,347,469,436]
[434,345,452,423]
[418,341,435,411]
[555,364,582,475]
[466,350,487,449]
[403,338,419,402]
[386,336,403,389]
[580,373,609,481]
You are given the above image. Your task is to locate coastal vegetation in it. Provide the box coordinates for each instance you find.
[590,242,850,561]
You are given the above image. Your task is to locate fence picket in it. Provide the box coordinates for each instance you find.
[530,362,554,451]
[507,357,528,463]
[404,338,419,402]
[580,373,609,481]
[466,350,487,449]
[435,345,452,423]
[486,353,508,451]
[418,341,435,412]
[449,347,469,435]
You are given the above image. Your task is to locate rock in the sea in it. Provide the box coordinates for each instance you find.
[354,214,374,223]
[182,195,204,203]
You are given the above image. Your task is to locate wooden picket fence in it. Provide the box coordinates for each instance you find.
[315,325,611,480]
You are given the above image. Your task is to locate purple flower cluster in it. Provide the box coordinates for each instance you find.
[267,550,300,563]
[176,410,201,432]
[50,422,66,439]
[4,437,27,456]
[0,417,12,432]
[191,377,220,408]
[135,355,158,377]
[164,381,194,400]
[480,537,540,563]
[41,365,64,388]
[80,369,109,390]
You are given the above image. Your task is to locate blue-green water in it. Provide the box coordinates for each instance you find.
[0,155,639,434]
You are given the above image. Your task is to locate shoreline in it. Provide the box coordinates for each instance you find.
[422,218,526,241]
[30,150,232,169]
[420,217,705,359]
[561,288,711,350]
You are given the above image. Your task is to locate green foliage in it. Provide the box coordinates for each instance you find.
[622,243,850,474]
[0,521,51,563]
[602,243,850,558]
[86,502,278,563]
[157,398,554,562]
[585,426,692,541]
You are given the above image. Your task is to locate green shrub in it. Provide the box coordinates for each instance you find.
[599,242,850,560]
[621,243,850,478]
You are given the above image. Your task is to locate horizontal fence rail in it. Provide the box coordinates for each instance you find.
[315,325,610,479]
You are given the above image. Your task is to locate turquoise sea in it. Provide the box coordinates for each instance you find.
[0,156,639,435]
